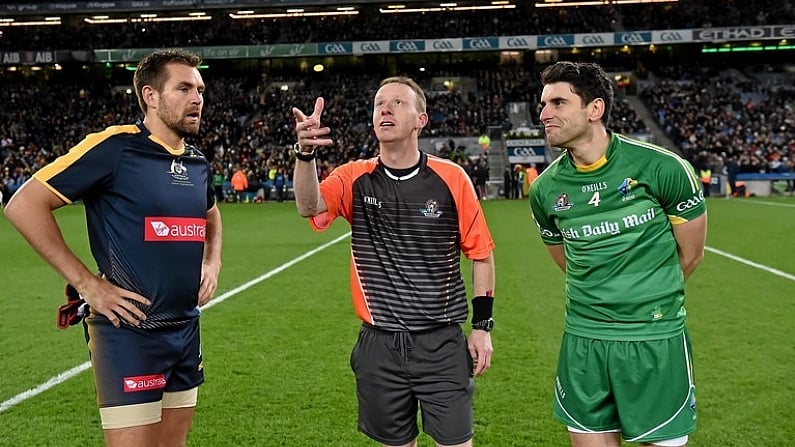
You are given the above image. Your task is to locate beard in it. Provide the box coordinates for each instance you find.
[158,104,201,138]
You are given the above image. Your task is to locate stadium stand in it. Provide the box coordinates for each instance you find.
[2,0,795,202]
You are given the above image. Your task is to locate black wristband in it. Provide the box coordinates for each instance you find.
[471,295,494,323]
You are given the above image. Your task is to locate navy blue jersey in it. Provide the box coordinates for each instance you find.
[34,121,215,328]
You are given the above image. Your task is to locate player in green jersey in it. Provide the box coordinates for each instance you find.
[529,61,707,447]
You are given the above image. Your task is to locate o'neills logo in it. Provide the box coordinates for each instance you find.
[123,373,167,392]
[145,217,206,242]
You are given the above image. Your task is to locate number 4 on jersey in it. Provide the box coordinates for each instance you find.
[588,191,601,207]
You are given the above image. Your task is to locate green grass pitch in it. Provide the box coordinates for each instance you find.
[1,196,793,446]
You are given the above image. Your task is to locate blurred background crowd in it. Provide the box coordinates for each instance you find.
[2,0,794,203]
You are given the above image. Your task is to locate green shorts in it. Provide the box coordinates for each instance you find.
[553,330,696,443]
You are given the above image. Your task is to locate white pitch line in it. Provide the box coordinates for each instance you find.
[706,246,795,282]
[0,232,351,414]
[0,363,92,413]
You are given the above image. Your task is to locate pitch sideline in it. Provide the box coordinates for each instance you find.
[0,232,351,414]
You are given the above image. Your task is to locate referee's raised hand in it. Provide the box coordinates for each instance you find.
[292,97,334,150]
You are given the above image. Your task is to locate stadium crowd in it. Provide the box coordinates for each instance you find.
[1,0,794,51]
[641,63,795,188]
[3,0,795,203]
[0,66,544,203]
[6,57,792,204]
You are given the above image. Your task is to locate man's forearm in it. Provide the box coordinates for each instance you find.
[293,160,322,217]
[203,206,223,266]
[472,252,496,296]
[4,181,95,289]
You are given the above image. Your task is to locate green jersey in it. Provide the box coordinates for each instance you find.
[529,132,706,341]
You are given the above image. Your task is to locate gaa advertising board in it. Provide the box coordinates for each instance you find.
[506,139,546,164]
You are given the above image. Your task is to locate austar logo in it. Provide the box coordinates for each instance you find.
[123,374,167,392]
[145,217,206,242]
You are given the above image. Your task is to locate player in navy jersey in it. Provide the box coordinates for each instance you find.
[291,77,496,447]
[4,49,222,447]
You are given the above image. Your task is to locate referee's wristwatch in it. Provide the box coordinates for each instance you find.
[472,318,494,332]
[293,143,316,162]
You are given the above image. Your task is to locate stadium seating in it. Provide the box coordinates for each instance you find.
[2,0,794,200]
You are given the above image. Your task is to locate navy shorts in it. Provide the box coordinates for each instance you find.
[350,323,474,445]
[84,316,204,408]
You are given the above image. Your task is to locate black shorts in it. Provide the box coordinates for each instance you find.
[350,323,474,445]
[84,316,204,408]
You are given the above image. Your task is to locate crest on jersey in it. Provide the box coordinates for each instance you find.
[552,193,572,211]
[419,199,443,218]
[618,177,638,195]
[168,159,193,186]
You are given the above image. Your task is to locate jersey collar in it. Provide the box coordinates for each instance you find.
[379,151,426,181]
[571,131,618,173]
[136,120,186,156]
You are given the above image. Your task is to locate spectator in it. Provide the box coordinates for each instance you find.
[230,163,248,202]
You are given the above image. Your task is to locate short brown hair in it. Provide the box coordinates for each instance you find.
[379,76,427,114]
[133,48,202,114]
[540,61,614,126]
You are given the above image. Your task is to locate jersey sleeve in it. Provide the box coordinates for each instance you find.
[529,180,563,245]
[33,132,121,203]
[654,156,706,223]
[311,162,358,231]
[452,167,495,260]
[423,157,495,260]
[204,159,216,211]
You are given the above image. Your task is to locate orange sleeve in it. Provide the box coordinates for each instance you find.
[310,159,377,231]
[428,158,495,260]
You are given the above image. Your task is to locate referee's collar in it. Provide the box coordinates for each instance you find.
[379,151,425,181]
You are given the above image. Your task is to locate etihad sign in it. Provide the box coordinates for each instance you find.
[694,25,795,41]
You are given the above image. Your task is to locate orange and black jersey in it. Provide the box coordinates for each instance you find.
[310,152,495,332]
[33,121,215,328]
